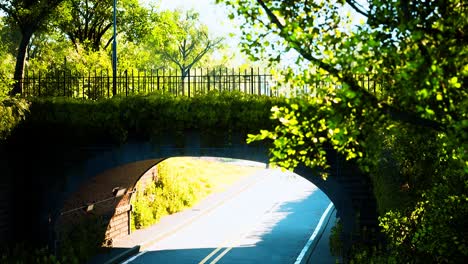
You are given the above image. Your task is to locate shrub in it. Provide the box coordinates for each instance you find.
[379,172,468,263]
[0,97,29,141]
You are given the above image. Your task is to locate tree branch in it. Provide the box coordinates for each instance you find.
[345,0,368,17]
[255,0,444,132]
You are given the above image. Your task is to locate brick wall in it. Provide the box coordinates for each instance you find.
[106,211,129,242]
[104,164,159,243]
[56,159,162,247]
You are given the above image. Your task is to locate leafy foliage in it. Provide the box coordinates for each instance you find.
[0,1,231,95]
[55,0,153,51]
[0,0,66,94]
[218,0,467,261]
[22,91,283,144]
[154,10,224,80]
[0,97,29,140]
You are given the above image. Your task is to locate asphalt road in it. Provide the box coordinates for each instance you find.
[121,168,333,264]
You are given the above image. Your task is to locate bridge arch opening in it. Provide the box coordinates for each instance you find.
[48,129,373,262]
[55,152,351,255]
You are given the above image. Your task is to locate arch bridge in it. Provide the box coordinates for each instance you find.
[55,131,376,250]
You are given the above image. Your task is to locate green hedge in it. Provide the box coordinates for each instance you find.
[20,91,284,144]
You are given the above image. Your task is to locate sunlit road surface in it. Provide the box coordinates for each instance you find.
[122,168,332,264]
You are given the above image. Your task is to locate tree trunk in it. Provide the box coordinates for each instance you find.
[10,30,33,96]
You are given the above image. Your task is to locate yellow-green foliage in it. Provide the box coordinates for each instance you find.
[0,97,29,140]
[131,157,261,230]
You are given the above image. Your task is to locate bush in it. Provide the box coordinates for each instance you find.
[379,171,468,263]
[0,97,29,141]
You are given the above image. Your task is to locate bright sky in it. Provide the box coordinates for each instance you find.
[142,0,367,67]
[144,0,245,65]
[158,0,235,38]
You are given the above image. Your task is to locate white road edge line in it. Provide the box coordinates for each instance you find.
[120,250,147,264]
[294,202,334,264]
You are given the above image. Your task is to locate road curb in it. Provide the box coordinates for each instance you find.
[103,245,140,264]
[295,203,336,264]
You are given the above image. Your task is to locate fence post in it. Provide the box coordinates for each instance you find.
[200,68,203,94]
[107,69,110,98]
[157,69,160,91]
[238,69,241,93]
[126,70,129,96]
[150,69,153,92]
[143,70,146,94]
[219,67,222,91]
[132,69,135,95]
[93,69,97,99]
[63,70,66,96]
[194,68,198,95]
[207,70,210,92]
[87,71,91,99]
[257,67,261,95]
[99,69,103,98]
[187,69,191,97]
[250,68,254,94]
[181,70,185,96]
[169,69,172,95]
[225,67,228,92]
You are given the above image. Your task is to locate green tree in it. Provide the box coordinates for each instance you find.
[0,0,65,95]
[218,0,467,261]
[0,19,17,96]
[154,10,223,84]
[56,0,152,51]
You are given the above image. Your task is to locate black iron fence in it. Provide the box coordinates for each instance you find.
[22,68,279,99]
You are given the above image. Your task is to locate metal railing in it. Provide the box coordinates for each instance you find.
[22,67,279,99]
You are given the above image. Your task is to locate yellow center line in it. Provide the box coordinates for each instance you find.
[140,172,268,251]
[199,180,291,264]
[210,246,234,264]
[198,247,223,264]
[198,231,242,264]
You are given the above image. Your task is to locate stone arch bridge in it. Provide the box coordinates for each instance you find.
[55,131,376,251]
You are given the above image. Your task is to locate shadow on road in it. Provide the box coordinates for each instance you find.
[98,186,338,264]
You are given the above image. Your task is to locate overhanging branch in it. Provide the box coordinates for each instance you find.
[255,0,444,132]
[345,0,368,17]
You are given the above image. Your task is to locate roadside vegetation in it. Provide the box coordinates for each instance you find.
[131,157,262,230]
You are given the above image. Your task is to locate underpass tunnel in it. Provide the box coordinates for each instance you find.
[54,156,343,257]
